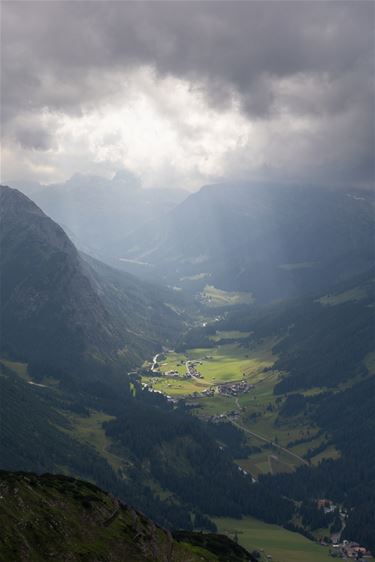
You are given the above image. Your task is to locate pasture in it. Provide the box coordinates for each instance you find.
[67,410,128,473]
[214,516,334,562]
[141,338,276,398]
[200,284,254,307]
[142,333,340,473]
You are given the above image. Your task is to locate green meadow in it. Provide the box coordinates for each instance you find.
[142,332,339,473]
[0,358,29,380]
[200,284,255,307]
[66,410,128,472]
[142,338,276,397]
[318,285,367,306]
[210,330,251,342]
[214,516,334,562]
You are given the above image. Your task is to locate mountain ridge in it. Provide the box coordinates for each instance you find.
[0,471,255,562]
[0,185,183,381]
[118,181,374,302]
[25,172,189,259]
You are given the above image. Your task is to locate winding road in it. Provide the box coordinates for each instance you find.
[151,353,162,373]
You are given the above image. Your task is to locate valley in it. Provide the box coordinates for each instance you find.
[141,331,337,479]
[0,353,359,562]
[1,185,373,561]
[136,285,375,560]
[2,4,374,560]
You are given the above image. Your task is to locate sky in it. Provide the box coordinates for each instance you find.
[1,0,374,191]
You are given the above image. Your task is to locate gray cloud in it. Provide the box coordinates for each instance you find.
[1,0,374,187]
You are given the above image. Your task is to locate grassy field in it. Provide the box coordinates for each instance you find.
[67,410,130,473]
[365,351,375,375]
[214,517,334,562]
[143,334,339,473]
[200,284,254,307]
[142,338,276,397]
[0,358,29,380]
[0,358,60,388]
[210,330,251,342]
[237,449,300,478]
[318,285,367,306]
[0,358,135,476]
[231,370,341,469]
[179,272,210,281]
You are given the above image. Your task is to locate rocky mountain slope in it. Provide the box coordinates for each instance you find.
[0,471,254,562]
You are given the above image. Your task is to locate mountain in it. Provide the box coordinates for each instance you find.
[0,185,183,383]
[27,171,188,259]
[220,268,375,392]
[0,185,295,533]
[216,270,375,551]
[2,181,373,553]
[0,471,255,562]
[119,182,374,302]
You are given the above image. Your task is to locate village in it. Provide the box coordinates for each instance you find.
[147,351,254,397]
[329,540,373,559]
[313,500,373,560]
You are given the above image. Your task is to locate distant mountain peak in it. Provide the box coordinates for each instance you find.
[112,169,141,189]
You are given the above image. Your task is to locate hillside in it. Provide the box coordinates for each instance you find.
[1,182,373,555]
[0,185,183,382]
[220,268,375,391]
[0,471,254,562]
[0,185,295,533]
[213,271,375,551]
[119,182,374,302]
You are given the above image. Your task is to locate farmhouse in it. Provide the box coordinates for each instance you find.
[218,380,252,396]
[165,370,180,377]
[333,539,373,559]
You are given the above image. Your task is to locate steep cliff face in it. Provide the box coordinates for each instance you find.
[1,186,121,367]
[0,472,253,562]
[0,185,182,379]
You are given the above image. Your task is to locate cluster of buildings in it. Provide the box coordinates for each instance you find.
[201,387,215,397]
[185,360,203,378]
[218,380,253,396]
[165,369,180,377]
[189,380,253,400]
[316,498,337,514]
[209,413,227,423]
[155,359,205,380]
[315,501,372,559]
[331,540,372,559]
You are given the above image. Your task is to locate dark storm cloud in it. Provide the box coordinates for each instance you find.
[2,1,373,111]
[15,125,53,151]
[1,0,374,186]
